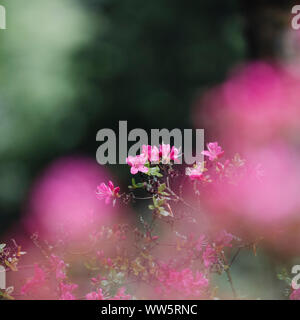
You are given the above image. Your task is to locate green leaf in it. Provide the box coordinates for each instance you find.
[153,196,158,207]
[158,183,166,194]
[147,166,163,177]
[0,244,6,253]
[157,198,165,207]
[159,207,171,217]
[129,178,145,190]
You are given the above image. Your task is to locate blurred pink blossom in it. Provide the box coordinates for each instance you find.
[59,282,78,300]
[202,142,224,161]
[112,287,132,300]
[49,254,67,281]
[290,288,300,300]
[86,288,105,300]
[21,264,46,296]
[202,245,217,269]
[24,157,117,242]
[157,266,209,298]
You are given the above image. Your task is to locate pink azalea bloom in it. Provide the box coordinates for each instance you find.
[126,155,149,174]
[60,291,76,300]
[202,245,218,268]
[290,288,300,300]
[141,145,160,163]
[160,144,171,163]
[49,254,67,280]
[96,181,120,204]
[21,264,47,295]
[157,266,208,298]
[202,142,224,161]
[170,146,181,163]
[59,282,78,300]
[195,235,206,252]
[86,288,105,300]
[185,162,206,180]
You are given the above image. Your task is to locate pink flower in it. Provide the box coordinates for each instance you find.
[96,181,120,204]
[21,264,47,295]
[141,145,160,163]
[86,288,105,300]
[290,288,300,300]
[49,255,67,280]
[202,245,218,268]
[195,235,206,252]
[160,144,171,164]
[202,142,224,161]
[157,266,208,298]
[59,282,78,300]
[186,162,206,180]
[112,287,132,300]
[170,146,181,163]
[126,155,149,175]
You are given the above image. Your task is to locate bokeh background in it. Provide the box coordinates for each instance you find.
[1,0,300,299]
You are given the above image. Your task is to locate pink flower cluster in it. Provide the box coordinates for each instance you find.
[60,282,78,300]
[50,255,78,300]
[202,245,218,269]
[86,288,105,300]
[21,264,47,296]
[50,254,67,280]
[126,144,181,175]
[193,231,233,269]
[157,266,209,298]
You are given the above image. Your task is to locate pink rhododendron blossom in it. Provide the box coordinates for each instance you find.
[142,145,160,163]
[157,266,209,298]
[126,155,149,174]
[202,142,224,161]
[170,146,181,163]
[160,144,171,163]
[290,289,300,300]
[96,181,120,205]
[159,144,181,164]
[186,162,206,180]
[49,254,67,280]
[21,264,47,295]
[25,157,115,242]
[195,235,206,252]
[86,288,105,300]
[59,282,78,300]
[202,245,218,268]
